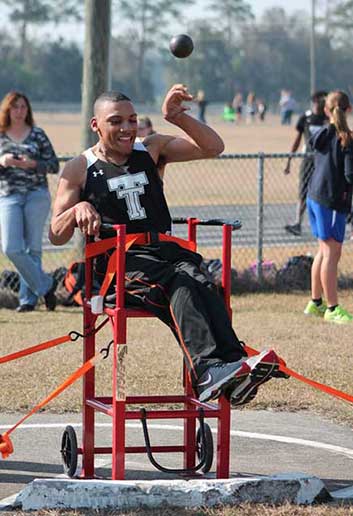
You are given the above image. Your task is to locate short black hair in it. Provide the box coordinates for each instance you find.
[311,90,327,102]
[94,91,131,114]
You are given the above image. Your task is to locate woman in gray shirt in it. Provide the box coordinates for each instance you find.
[0,91,59,312]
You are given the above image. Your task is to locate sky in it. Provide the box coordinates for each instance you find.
[1,1,312,45]
[188,0,310,19]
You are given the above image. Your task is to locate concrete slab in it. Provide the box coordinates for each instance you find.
[15,474,331,511]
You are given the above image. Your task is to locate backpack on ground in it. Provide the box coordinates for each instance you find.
[63,261,85,306]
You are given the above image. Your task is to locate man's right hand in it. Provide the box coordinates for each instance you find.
[73,201,101,236]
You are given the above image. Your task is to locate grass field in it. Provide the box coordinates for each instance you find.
[1,291,353,422]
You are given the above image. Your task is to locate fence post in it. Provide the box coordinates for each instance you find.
[256,153,265,281]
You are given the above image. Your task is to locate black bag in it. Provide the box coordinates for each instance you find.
[0,270,20,293]
[276,255,313,291]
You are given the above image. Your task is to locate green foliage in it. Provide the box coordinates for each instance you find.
[0,37,82,102]
[116,0,193,100]
[1,2,353,104]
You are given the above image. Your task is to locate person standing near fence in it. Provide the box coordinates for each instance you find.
[0,91,59,312]
[195,90,208,124]
[304,90,353,324]
[279,89,297,125]
[284,91,328,236]
[245,92,257,124]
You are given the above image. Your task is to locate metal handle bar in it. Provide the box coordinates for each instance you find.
[172,217,242,230]
[100,219,242,232]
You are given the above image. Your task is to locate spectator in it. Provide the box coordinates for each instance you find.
[279,89,297,125]
[257,98,267,122]
[232,93,243,123]
[304,90,353,324]
[0,91,59,312]
[284,91,328,236]
[137,116,166,182]
[222,102,236,122]
[137,116,155,138]
[195,90,208,123]
[245,92,257,124]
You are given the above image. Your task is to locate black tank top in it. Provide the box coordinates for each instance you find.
[81,141,172,235]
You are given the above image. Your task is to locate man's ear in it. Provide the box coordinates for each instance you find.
[90,117,99,133]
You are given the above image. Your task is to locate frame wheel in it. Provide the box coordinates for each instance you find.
[196,422,213,473]
[61,425,78,477]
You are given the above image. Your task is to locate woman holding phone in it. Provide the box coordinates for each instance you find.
[0,91,59,312]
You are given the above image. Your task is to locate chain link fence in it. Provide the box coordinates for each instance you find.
[0,153,352,305]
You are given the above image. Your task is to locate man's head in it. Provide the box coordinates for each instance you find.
[311,90,327,115]
[91,91,138,158]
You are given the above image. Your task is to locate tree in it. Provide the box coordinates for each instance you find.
[116,0,192,100]
[164,21,231,102]
[318,0,353,46]
[0,0,83,63]
[207,0,254,46]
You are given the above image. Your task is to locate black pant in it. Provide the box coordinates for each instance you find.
[116,242,246,383]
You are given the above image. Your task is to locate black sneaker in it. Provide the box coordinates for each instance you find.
[228,349,280,407]
[16,304,35,313]
[284,223,301,236]
[44,278,58,311]
[196,360,251,403]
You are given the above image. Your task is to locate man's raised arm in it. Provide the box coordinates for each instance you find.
[146,84,224,165]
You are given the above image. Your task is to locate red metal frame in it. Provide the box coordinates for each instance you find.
[80,219,234,480]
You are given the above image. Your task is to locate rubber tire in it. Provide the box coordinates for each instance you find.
[61,425,78,477]
[196,422,213,473]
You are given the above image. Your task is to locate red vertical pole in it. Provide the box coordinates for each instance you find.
[183,219,198,469]
[217,224,233,478]
[82,237,95,478]
[183,363,196,469]
[112,225,127,480]
[222,225,232,318]
[187,217,197,244]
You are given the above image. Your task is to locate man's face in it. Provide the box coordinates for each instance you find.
[91,100,138,156]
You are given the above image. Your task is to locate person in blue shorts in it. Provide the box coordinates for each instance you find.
[304,90,353,324]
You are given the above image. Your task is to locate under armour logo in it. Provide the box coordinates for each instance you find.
[92,169,104,178]
[107,171,149,220]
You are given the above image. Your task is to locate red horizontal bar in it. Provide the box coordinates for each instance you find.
[78,446,186,455]
[94,395,217,409]
[84,403,220,419]
[103,307,154,318]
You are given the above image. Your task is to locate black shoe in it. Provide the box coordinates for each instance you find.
[44,278,57,311]
[16,304,35,313]
[284,223,301,236]
[196,360,251,403]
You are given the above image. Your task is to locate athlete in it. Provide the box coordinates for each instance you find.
[304,90,353,324]
[284,91,328,236]
[49,84,280,404]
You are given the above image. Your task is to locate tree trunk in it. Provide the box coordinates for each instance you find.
[81,0,112,150]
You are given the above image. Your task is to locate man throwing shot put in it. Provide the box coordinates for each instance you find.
[49,84,280,405]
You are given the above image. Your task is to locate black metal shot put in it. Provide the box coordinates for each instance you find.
[169,34,194,58]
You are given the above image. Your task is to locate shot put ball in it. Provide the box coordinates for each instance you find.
[169,34,194,58]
